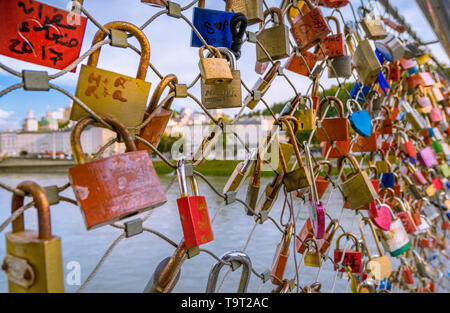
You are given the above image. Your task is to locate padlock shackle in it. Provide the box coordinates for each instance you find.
[304,237,319,253]
[199,45,222,60]
[366,165,378,180]
[381,105,391,119]
[206,250,252,293]
[250,150,263,188]
[325,219,340,242]
[303,141,319,202]
[337,154,362,181]
[177,158,189,198]
[380,187,395,204]
[335,232,359,251]
[280,223,294,255]
[198,0,205,9]
[147,74,178,114]
[345,98,363,114]
[71,114,136,164]
[317,96,345,120]
[325,15,341,34]
[313,160,333,178]
[393,196,409,213]
[209,47,237,70]
[12,181,52,240]
[278,117,305,173]
[359,217,384,261]
[88,21,150,80]
[262,7,285,27]
[263,61,280,84]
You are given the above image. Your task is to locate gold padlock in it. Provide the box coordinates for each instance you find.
[201,47,242,109]
[198,45,233,85]
[338,154,378,210]
[244,61,280,109]
[256,7,290,62]
[358,7,387,40]
[294,96,316,131]
[71,22,151,127]
[3,181,64,293]
[226,0,263,25]
[304,238,322,267]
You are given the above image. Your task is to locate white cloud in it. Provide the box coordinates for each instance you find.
[0,109,13,119]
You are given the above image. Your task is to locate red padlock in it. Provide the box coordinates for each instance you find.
[176,158,214,249]
[285,50,319,76]
[313,161,333,200]
[316,96,349,142]
[394,197,418,234]
[321,138,352,158]
[295,219,314,254]
[319,0,349,8]
[316,16,345,59]
[271,224,293,285]
[289,0,331,51]
[334,233,362,273]
[68,114,167,230]
[379,106,393,135]
[401,260,414,284]
[390,65,401,82]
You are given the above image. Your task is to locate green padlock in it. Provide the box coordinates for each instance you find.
[431,140,443,153]
[440,163,450,178]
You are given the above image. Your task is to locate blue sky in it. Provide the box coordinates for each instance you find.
[0,0,448,130]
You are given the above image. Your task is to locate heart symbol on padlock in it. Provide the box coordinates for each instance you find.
[214,22,222,31]
[369,202,391,231]
[16,18,62,59]
[348,110,373,137]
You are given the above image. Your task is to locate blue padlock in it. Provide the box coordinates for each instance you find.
[428,127,435,138]
[408,66,419,75]
[378,278,391,291]
[350,83,371,102]
[377,71,390,96]
[379,173,395,189]
[409,156,417,164]
[375,48,388,63]
[346,99,372,137]
[191,4,234,49]
[396,111,405,120]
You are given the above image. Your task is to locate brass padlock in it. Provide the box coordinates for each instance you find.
[338,154,378,210]
[198,45,233,85]
[223,149,255,194]
[253,172,284,224]
[256,8,290,62]
[71,22,151,127]
[304,238,322,267]
[246,150,263,215]
[353,31,382,85]
[358,7,387,40]
[226,0,263,25]
[244,61,280,109]
[3,181,64,293]
[278,117,312,193]
[294,96,316,131]
[201,47,241,109]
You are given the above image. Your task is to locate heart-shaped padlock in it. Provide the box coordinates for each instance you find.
[369,201,392,231]
[346,99,372,137]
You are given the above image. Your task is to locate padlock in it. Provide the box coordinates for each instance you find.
[359,218,392,281]
[69,114,167,229]
[206,251,251,293]
[317,16,345,59]
[399,57,418,71]
[379,106,393,134]
[322,138,352,159]
[406,162,427,186]
[245,151,263,216]
[223,149,255,194]
[244,61,280,109]
[338,154,378,210]
[313,160,333,200]
[375,34,405,62]
[136,74,177,153]
[377,206,410,257]
[2,181,64,293]
[226,0,263,25]
[289,0,330,51]
[316,219,339,254]
[334,233,362,273]
[294,96,316,131]
[412,250,436,280]
[270,223,293,285]
[402,174,422,200]
[418,72,436,87]
[255,60,269,74]
[201,47,241,109]
[352,125,379,153]
[198,45,233,85]
[416,53,431,65]
[304,142,325,239]
[256,8,290,62]
[346,98,373,137]
[351,30,383,85]
[399,131,416,158]
[285,49,320,77]
[358,7,387,40]
[278,117,312,193]
[415,90,432,114]
[403,100,428,131]
[191,0,234,48]
[304,239,322,267]
[394,197,419,234]
[316,96,349,142]
[295,219,315,254]
[400,257,414,285]
[429,169,443,192]
[403,43,423,59]
[417,143,438,168]
[328,55,352,78]
[381,17,406,33]
[176,158,214,249]
[70,22,151,127]
[368,200,392,231]
[253,172,284,224]
[440,163,450,178]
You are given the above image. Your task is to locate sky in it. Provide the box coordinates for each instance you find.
[0,0,448,131]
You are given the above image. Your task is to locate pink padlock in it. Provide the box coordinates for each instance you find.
[368,200,392,231]
[407,162,427,185]
[417,146,438,168]
[429,108,443,122]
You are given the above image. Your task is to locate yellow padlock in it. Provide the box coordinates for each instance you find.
[198,45,233,85]
[71,21,151,127]
[3,181,64,293]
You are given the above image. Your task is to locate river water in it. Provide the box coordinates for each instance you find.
[0,173,448,293]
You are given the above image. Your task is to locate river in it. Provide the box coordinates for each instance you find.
[0,173,448,293]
